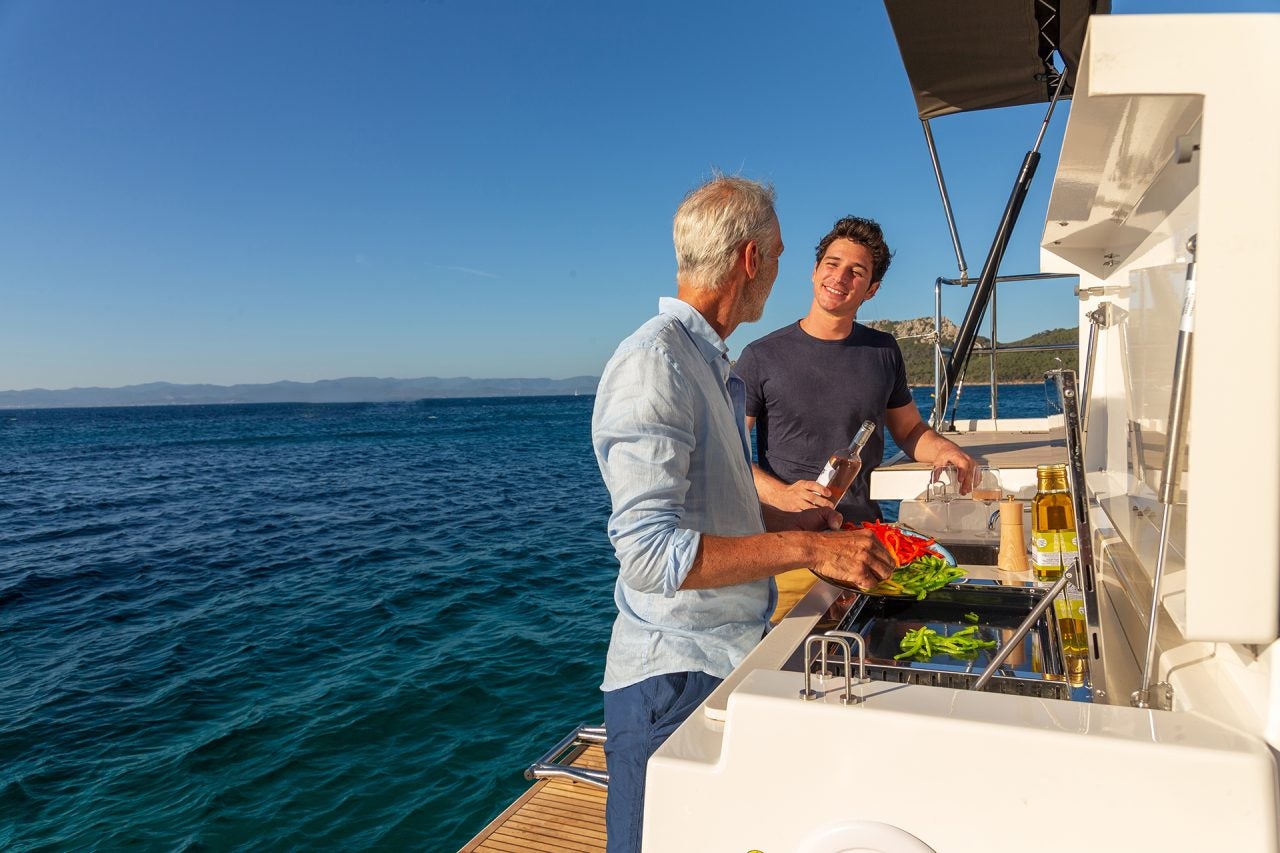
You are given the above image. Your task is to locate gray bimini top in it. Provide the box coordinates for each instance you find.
[884,0,1111,120]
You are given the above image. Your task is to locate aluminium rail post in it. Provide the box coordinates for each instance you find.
[990,283,999,420]
[939,72,1068,426]
[934,272,1078,428]
[933,277,945,430]
[948,375,966,432]
[922,118,969,282]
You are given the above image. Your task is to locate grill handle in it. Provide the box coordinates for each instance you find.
[799,632,867,705]
[973,571,1071,692]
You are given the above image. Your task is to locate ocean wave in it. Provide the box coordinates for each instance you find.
[0,397,617,850]
[1,388,1058,848]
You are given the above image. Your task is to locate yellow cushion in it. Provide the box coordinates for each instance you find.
[771,568,820,624]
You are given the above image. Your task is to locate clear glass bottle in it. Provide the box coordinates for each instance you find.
[1031,463,1078,582]
[815,420,875,506]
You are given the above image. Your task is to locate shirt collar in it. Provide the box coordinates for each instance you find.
[658,297,728,364]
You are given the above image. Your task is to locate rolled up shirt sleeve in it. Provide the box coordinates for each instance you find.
[593,341,703,597]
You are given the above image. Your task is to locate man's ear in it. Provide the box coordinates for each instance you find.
[743,240,760,279]
[866,280,883,300]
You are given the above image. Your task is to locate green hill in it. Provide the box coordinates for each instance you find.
[863,318,1078,386]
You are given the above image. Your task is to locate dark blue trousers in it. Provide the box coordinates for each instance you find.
[601,671,722,853]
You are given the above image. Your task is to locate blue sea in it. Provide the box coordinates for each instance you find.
[0,385,1048,851]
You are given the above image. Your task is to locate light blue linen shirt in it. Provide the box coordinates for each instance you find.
[592,297,775,692]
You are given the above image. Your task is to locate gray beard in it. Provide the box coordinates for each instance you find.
[738,274,770,323]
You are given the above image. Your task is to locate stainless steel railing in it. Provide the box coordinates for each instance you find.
[930,271,1079,430]
[525,724,609,789]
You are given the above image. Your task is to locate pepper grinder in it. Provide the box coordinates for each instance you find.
[997,497,1029,573]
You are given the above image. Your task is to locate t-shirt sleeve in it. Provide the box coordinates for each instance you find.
[731,344,766,418]
[887,339,913,409]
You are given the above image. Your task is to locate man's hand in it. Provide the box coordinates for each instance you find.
[768,478,837,511]
[932,447,979,494]
[683,518,891,592]
[750,457,838,512]
[795,506,843,532]
[791,506,843,532]
[886,402,978,494]
[760,503,842,533]
[809,528,896,591]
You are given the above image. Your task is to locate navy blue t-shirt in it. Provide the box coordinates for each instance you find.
[733,321,913,523]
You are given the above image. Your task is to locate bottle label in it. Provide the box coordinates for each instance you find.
[816,462,836,487]
[1031,530,1079,568]
[1054,596,1085,622]
[1055,595,1089,670]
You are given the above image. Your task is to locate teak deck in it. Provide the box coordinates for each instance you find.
[458,584,815,851]
[459,744,608,852]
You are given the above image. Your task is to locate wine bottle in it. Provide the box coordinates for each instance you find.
[814,420,875,506]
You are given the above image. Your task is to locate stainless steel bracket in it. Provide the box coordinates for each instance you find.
[1132,681,1175,711]
[800,631,867,705]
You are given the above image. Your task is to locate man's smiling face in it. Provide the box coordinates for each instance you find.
[811,237,880,319]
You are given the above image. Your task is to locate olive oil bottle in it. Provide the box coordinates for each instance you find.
[1031,463,1078,582]
[1033,463,1089,685]
[1054,594,1089,687]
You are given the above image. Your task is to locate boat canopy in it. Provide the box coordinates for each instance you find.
[884,0,1110,120]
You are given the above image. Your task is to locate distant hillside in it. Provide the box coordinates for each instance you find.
[863,318,1077,385]
[2,320,1078,408]
[0,376,600,410]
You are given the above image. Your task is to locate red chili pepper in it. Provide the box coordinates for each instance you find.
[856,520,937,567]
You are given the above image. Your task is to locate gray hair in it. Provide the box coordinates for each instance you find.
[673,175,777,290]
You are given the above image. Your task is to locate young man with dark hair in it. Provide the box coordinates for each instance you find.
[734,215,976,524]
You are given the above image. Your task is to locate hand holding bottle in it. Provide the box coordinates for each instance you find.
[767,478,838,511]
[814,420,876,507]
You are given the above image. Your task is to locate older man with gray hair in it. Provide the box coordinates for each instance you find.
[592,175,894,853]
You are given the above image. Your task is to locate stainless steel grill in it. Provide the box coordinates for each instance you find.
[781,580,1087,702]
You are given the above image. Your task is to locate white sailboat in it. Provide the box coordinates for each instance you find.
[469,5,1280,851]
[639,7,1280,851]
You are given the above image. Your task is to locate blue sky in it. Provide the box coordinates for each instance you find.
[2,0,1275,391]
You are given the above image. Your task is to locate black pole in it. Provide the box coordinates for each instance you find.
[938,149,1040,424]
